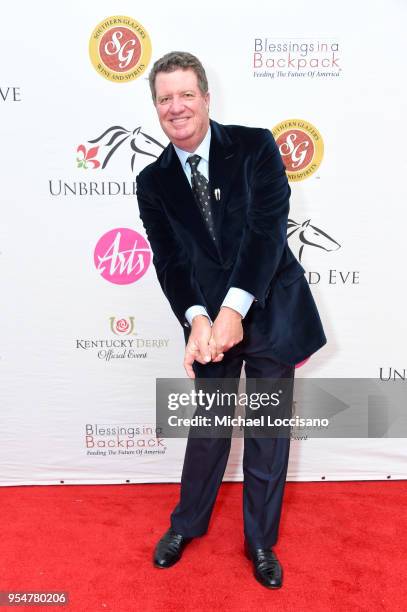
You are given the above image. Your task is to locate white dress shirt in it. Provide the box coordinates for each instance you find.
[173,127,254,326]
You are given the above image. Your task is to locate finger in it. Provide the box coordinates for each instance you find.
[184,359,195,379]
[211,333,226,355]
[208,336,219,361]
[197,338,211,363]
[187,343,207,365]
[183,351,196,379]
[194,354,208,365]
[212,352,224,363]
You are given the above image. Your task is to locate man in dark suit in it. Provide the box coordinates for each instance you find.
[136,51,326,589]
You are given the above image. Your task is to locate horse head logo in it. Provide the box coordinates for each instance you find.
[287,218,341,262]
[81,125,165,172]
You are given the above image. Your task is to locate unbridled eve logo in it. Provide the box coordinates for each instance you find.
[94,228,151,284]
[76,125,165,172]
[272,119,324,181]
[287,218,341,262]
[89,16,152,83]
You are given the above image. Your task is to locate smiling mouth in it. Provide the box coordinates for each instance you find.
[170,117,190,124]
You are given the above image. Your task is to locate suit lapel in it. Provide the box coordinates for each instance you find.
[208,120,242,242]
[155,120,242,262]
[157,145,220,260]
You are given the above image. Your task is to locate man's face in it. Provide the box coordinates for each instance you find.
[154,68,210,152]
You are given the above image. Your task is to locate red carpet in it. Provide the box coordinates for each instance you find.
[1,481,406,611]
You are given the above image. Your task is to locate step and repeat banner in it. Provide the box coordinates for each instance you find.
[1,1,406,485]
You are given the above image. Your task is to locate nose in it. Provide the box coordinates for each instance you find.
[169,95,185,115]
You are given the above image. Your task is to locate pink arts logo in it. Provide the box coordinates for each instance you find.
[94,228,151,285]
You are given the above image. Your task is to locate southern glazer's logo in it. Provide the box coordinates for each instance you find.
[94,228,151,285]
[76,316,170,362]
[273,119,324,181]
[89,16,152,83]
[49,123,165,197]
[253,38,341,79]
[85,423,166,457]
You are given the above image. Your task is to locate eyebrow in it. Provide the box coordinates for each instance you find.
[157,90,196,99]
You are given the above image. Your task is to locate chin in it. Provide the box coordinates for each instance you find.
[172,131,194,145]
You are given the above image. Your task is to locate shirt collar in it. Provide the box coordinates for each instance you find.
[173,125,211,170]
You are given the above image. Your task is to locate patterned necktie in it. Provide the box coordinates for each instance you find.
[187,154,216,242]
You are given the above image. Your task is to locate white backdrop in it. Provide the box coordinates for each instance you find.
[1,0,406,485]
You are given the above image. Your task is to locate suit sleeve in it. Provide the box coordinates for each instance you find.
[136,172,208,327]
[226,129,291,307]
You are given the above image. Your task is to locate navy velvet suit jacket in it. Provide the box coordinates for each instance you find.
[136,120,326,366]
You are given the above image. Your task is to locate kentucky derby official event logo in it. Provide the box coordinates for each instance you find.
[89,16,152,82]
[75,316,170,362]
[272,119,324,181]
[94,228,151,285]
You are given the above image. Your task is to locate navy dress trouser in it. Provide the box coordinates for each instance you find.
[170,312,295,550]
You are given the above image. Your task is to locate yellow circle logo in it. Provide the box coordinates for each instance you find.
[89,16,152,83]
[272,119,324,181]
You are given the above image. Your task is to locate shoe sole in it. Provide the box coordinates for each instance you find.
[254,576,282,590]
[153,550,184,569]
[153,559,180,569]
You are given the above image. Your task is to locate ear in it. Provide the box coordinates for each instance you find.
[205,91,210,111]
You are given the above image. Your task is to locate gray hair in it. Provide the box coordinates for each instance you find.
[148,51,209,102]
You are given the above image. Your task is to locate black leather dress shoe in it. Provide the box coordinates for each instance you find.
[153,528,192,568]
[245,541,283,589]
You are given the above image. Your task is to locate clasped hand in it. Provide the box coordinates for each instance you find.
[183,307,243,378]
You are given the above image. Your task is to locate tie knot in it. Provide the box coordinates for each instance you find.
[187,154,201,169]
